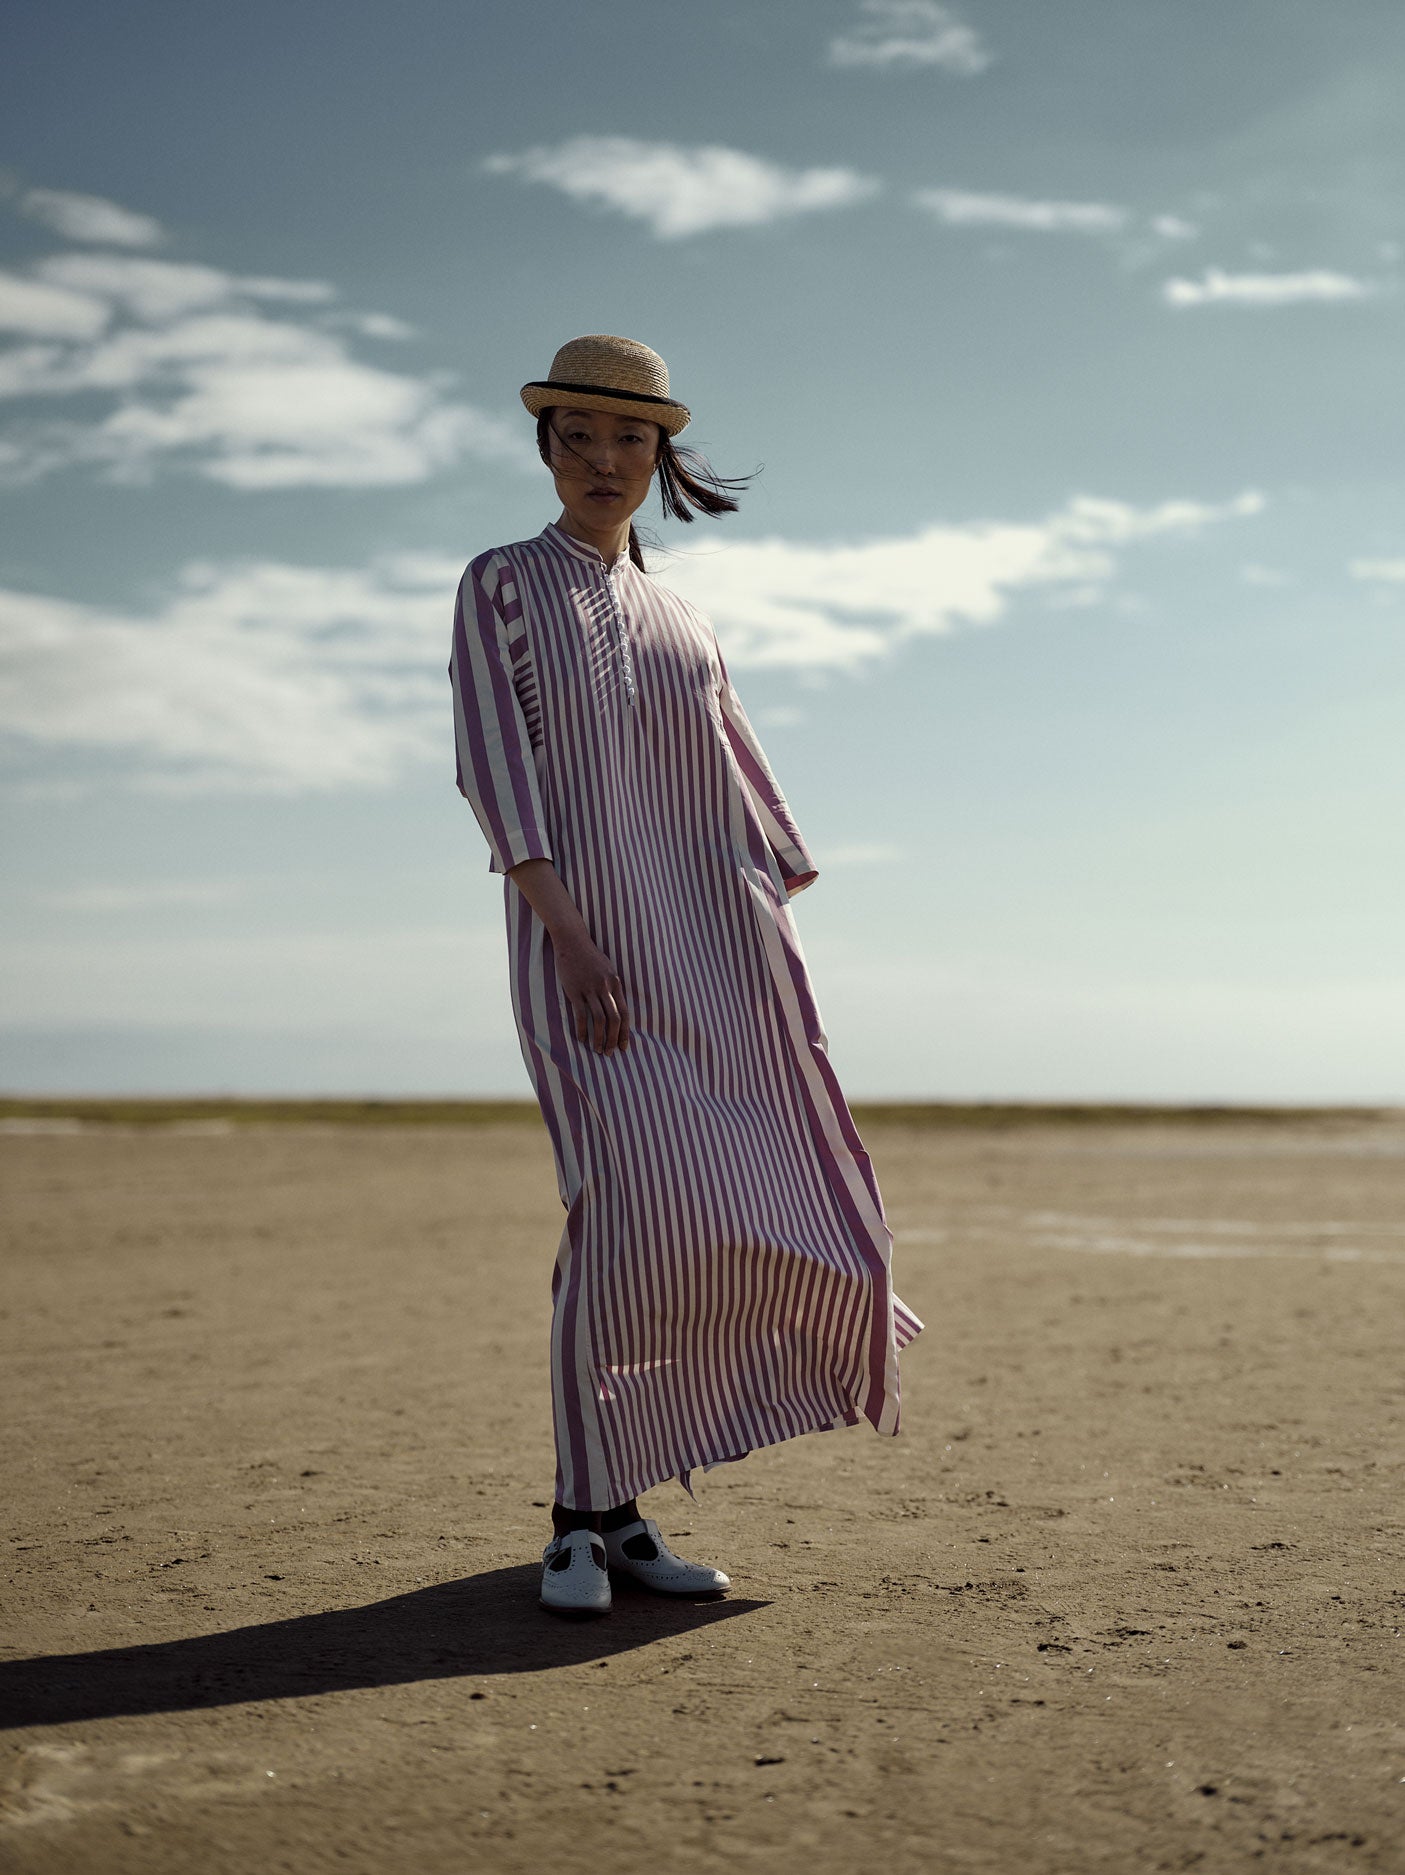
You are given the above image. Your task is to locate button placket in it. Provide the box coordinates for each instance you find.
[603,564,637,705]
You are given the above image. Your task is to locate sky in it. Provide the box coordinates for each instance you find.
[2,0,1402,1102]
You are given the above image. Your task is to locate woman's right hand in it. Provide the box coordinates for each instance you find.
[554,929,631,1055]
[504,858,631,1055]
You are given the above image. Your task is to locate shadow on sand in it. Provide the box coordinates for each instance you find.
[0,1565,768,1730]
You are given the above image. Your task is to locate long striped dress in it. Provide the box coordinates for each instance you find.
[450,520,922,1509]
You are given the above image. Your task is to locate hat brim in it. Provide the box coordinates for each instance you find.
[521,381,690,437]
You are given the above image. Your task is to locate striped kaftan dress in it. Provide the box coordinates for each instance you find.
[449,520,922,1509]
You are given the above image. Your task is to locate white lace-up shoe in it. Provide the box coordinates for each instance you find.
[540,1528,612,1617]
[602,1517,730,1597]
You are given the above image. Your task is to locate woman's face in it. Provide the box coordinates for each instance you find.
[546,407,661,534]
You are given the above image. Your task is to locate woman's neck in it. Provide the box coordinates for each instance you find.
[554,507,630,567]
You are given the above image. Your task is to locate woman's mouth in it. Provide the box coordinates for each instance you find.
[587,487,621,502]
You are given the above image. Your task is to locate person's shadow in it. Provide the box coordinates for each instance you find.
[0,1565,767,1730]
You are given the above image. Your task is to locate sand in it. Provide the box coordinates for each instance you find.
[2,1114,1403,1874]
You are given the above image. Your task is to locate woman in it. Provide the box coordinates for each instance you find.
[449,334,922,1617]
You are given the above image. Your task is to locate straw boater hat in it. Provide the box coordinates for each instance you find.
[520,334,691,437]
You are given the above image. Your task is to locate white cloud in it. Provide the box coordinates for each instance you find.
[1239,562,1293,587]
[0,269,110,340]
[1164,267,1376,307]
[19,188,164,248]
[914,188,1128,234]
[663,490,1267,670]
[340,311,416,341]
[828,0,992,73]
[0,492,1265,794]
[0,236,534,487]
[1348,557,1405,583]
[0,555,458,791]
[35,253,333,322]
[80,321,511,490]
[1150,215,1199,241]
[483,137,878,239]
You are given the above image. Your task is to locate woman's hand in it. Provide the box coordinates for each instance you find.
[554,929,631,1055]
[505,857,631,1055]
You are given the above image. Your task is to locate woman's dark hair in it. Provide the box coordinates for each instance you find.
[536,409,755,570]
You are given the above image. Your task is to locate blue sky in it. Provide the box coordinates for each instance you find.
[2,0,1402,1100]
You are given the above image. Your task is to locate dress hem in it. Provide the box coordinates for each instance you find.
[555,1397,884,1512]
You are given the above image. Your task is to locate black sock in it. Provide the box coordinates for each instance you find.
[552,1502,601,1536]
[600,1498,641,1533]
[599,1499,660,1560]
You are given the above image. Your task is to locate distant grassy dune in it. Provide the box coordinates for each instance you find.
[0,1096,1397,1129]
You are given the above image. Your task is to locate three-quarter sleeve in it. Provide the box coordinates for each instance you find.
[449,552,554,876]
[715,643,819,897]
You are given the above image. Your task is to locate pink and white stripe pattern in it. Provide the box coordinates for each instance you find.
[450,521,922,1509]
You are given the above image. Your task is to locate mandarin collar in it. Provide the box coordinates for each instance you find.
[541,520,632,576]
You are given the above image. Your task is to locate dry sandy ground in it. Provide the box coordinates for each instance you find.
[2,1117,1403,1875]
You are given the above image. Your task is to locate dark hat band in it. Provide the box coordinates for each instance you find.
[525,379,685,409]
